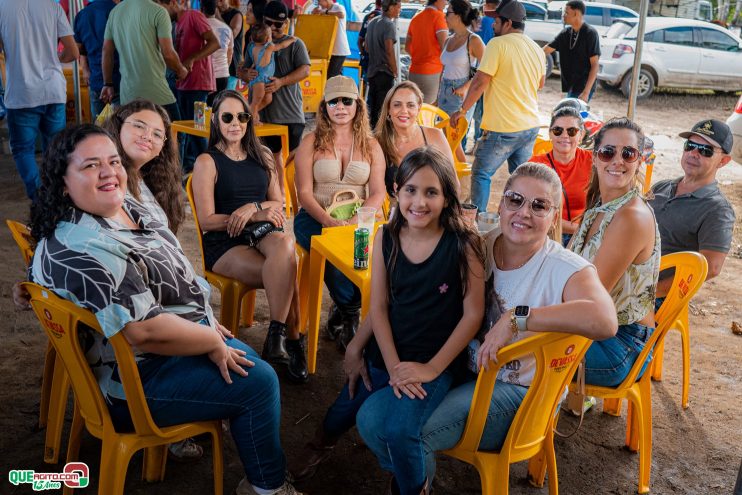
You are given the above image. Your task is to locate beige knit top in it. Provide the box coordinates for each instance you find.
[313,141,370,209]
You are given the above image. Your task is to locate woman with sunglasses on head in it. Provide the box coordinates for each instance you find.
[408,163,616,485]
[569,117,660,394]
[375,81,456,198]
[529,106,591,246]
[293,76,386,349]
[191,89,308,383]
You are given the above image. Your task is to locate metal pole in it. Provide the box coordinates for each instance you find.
[69,0,83,124]
[627,0,649,120]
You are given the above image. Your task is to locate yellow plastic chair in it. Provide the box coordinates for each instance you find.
[185,175,256,332]
[442,332,591,495]
[417,103,449,127]
[23,283,223,495]
[560,252,707,494]
[436,118,472,178]
[532,134,553,156]
[6,219,70,464]
[285,158,310,332]
[649,305,691,407]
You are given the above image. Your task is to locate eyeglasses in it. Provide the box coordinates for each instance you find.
[264,19,286,28]
[595,145,641,163]
[123,120,166,143]
[327,97,355,107]
[503,190,555,217]
[550,126,581,137]
[683,139,718,158]
[220,111,251,124]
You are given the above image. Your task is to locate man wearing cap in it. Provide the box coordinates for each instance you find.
[450,0,545,212]
[240,1,310,196]
[365,0,402,127]
[650,119,736,298]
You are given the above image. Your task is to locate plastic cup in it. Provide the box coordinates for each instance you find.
[357,206,377,234]
[477,212,499,234]
[461,203,478,228]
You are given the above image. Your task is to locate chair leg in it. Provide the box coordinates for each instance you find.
[39,342,56,429]
[142,445,168,482]
[637,384,653,494]
[211,426,224,495]
[65,402,84,465]
[297,251,310,334]
[603,398,622,416]
[99,441,133,495]
[240,290,256,328]
[485,458,511,495]
[650,337,665,381]
[545,433,559,495]
[625,400,640,453]
[45,361,70,464]
[527,448,547,488]
[680,321,690,409]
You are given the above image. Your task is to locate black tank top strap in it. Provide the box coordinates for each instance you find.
[208,149,269,216]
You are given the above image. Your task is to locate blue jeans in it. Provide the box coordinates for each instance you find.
[585,322,654,387]
[472,96,484,143]
[177,89,209,173]
[322,363,391,438]
[437,77,475,148]
[356,370,454,495]
[470,127,539,213]
[109,338,286,490]
[7,103,66,200]
[293,209,361,309]
[420,379,527,482]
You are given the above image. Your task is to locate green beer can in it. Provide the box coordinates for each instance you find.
[354,228,370,270]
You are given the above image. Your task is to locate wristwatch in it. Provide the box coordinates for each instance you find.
[514,305,530,333]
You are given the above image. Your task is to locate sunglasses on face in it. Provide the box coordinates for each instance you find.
[220,111,251,124]
[327,97,355,107]
[550,126,580,137]
[595,145,641,163]
[683,139,718,158]
[503,190,555,217]
[264,19,286,28]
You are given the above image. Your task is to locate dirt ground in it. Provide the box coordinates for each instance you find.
[0,77,740,494]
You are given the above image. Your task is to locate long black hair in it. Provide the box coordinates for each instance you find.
[385,146,484,296]
[208,89,274,178]
[30,125,119,242]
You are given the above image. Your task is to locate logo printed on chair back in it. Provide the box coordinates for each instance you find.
[678,277,691,299]
[42,309,65,339]
[550,344,578,372]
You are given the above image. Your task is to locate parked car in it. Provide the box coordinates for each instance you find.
[728,94,742,164]
[361,2,423,43]
[598,17,742,99]
[525,1,639,77]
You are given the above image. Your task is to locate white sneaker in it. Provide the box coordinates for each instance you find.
[235,477,305,495]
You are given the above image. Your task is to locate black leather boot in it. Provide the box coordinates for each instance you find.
[337,307,360,352]
[262,320,289,364]
[324,303,343,341]
[286,336,309,384]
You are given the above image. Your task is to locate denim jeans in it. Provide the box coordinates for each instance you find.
[356,370,454,495]
[420,379,527,482]
[322,363,391,438]
[108,338,286,490]
[584,322,654,387]
[177,89,209,173]
[472,96,484,144]
[437,77,475,147]
[470,126,539,212]
[293,209,361,309]
[7,103,66,200]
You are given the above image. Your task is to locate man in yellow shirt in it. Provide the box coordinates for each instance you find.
[451,0,545,212]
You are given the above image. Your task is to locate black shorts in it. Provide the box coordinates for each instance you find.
[262,123,305,154]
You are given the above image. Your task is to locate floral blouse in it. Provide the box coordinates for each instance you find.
[570,189,660,326]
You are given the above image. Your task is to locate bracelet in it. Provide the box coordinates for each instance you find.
[254,201,262,211]
[509,309,519,339]
[103,82,114,87]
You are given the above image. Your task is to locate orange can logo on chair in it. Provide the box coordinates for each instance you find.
[550,345,578,372]
[42,309,65,339]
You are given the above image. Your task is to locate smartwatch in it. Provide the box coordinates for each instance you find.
[514,305,530,333]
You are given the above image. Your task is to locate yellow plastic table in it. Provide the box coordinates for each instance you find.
[171,120,293,215]
[306,223,383,373]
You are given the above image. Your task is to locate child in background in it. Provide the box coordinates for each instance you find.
[246,24,296,123]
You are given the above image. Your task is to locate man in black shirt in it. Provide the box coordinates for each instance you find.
[544,0,600,102]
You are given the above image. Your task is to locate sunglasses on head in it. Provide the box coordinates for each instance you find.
[264,19,286,28]
[503,190,554,217]
[550,126,580,137]
[683,139,718,158]
[220,111,251,124]
[595,145,641,163]
[327,97,355,107]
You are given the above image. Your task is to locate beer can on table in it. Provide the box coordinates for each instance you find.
[354,228,369,270]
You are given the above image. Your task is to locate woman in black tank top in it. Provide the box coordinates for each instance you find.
[373,81,458,196]
[191,90,307,383]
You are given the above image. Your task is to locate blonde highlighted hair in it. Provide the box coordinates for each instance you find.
[313,97,374,161]
[504,162,564,241]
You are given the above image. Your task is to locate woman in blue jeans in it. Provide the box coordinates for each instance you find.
[414,163,617,483]
[293,76,386,348]
[29,125,302,495]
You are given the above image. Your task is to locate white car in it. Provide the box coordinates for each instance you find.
[361,2,423,43]
[727,94,742,164]
[598,17,742,99]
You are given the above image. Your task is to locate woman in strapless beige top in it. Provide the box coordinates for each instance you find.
[294,76,386,348]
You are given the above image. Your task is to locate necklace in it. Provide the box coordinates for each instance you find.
[495,236,529,271]
[220,145,246,162]
[396,125,422,145]
[569,27,580,50]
